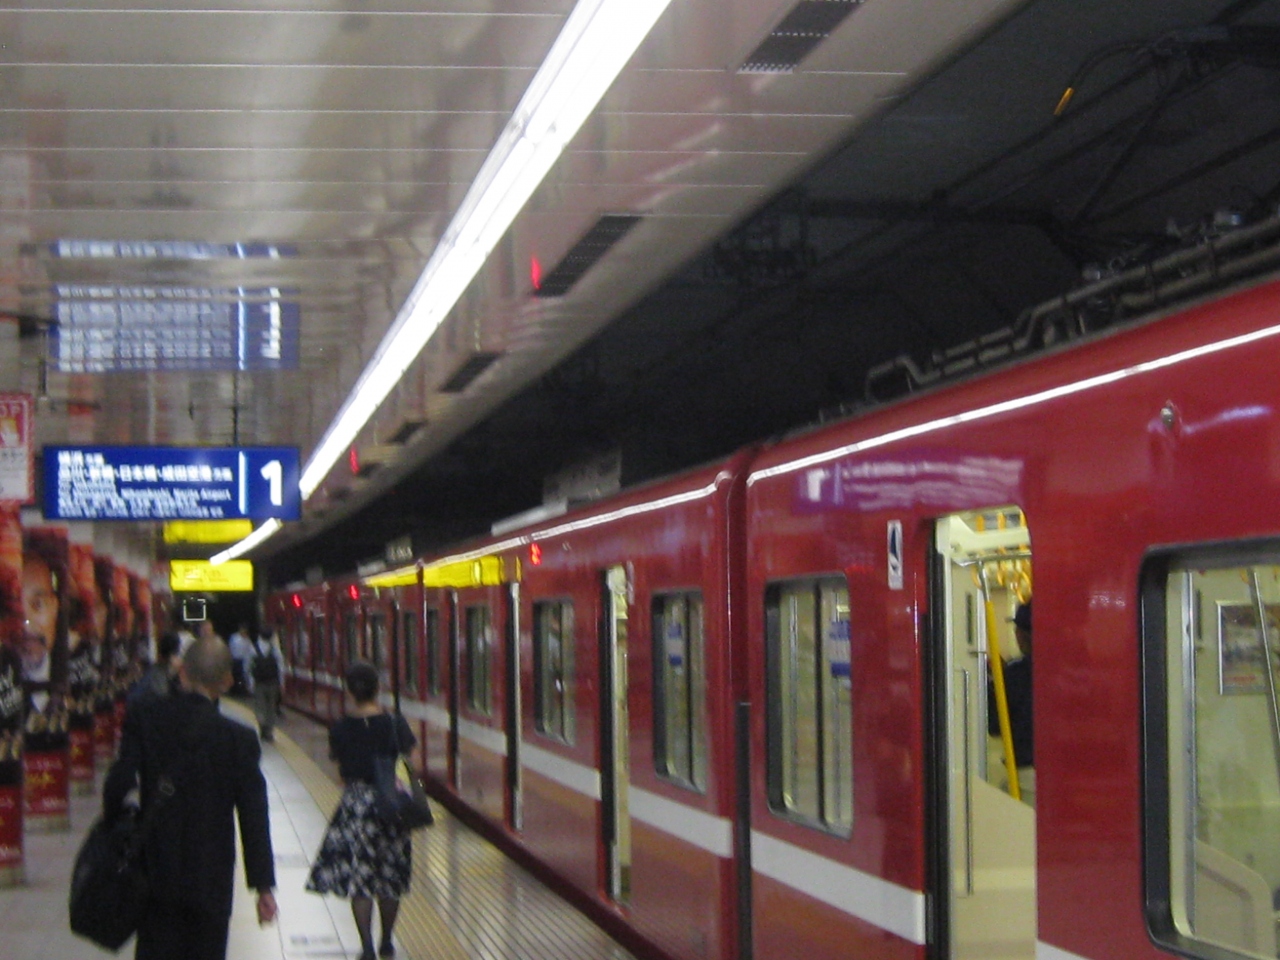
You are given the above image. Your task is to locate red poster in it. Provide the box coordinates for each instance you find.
[0,394,32,504]
[0,786,21,883]
[21,528,70,828]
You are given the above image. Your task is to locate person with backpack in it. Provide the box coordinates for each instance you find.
[249,625,284,743]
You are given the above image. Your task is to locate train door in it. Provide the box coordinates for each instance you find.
[601,564,632,903]
[447,590,460,788]
[506,580,523,830]
[933,508,1035,960]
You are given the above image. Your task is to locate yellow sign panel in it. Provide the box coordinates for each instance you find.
[363,555,508,589]
[423,555,506,588]
[163,520,255,544]
[170,559,254,592]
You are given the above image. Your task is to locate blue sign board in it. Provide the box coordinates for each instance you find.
[44,446,301,522]
[52,286,300,374]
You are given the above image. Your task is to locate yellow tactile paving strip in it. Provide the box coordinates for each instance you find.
[269,727,473,960]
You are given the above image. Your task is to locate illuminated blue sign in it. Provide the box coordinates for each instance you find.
[52,286,300,373]
[44,446,300,522]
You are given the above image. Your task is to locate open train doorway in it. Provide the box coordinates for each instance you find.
[933,508,1036,960]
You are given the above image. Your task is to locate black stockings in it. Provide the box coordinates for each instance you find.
[351,896,400,958]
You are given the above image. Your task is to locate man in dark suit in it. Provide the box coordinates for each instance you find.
[105,635,278,960]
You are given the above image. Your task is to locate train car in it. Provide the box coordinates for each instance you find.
[273,263,1280,960]
[741,272,1280,960]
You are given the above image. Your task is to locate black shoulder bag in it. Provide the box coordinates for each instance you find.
[371,714,433,831]
[70,710,207,949]
[69,774,174,950]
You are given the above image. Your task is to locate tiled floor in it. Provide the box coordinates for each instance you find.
[4,701,638,960]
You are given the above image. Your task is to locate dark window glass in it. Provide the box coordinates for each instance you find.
[765,577,853,833]
[425,608,441,696]
[652,592,706,791]
[402,611,419,695]
[465,605,491,714]
[533,600,575,743]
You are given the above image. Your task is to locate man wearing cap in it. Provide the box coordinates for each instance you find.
[989,600,1034,805]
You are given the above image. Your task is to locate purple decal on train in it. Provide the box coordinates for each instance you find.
[796,452,1023,512]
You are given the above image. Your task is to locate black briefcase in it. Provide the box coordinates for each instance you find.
[69,811,149,951]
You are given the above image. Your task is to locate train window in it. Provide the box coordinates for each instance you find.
[652,592,707,792]
[295,619,309,664]
[344,612,359,666]
[369,612,389,685]
[1144,548,1280,960]
[465,605,492,714]
[425,607,441,696]
[532,600,575,744]
[765,577,853,834]
[318,613,332,668]
[402,611,419,696]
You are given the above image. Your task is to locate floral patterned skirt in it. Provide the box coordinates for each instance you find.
[305,781,411,899]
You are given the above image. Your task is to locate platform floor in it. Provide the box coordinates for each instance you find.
[3,701,637,960]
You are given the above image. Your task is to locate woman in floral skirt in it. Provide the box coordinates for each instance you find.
[306,661,416,960]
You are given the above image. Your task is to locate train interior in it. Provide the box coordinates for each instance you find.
[936,508,1035,960]
[1164,561,1280,959]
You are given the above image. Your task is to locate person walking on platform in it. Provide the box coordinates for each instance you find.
[104,636,278,960]
[125,632,182,710]
[249,624,284,742]
[307,660,415,960]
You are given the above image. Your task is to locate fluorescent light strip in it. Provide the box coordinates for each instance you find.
[751,319,1280,483]
[298,0,672,499]
[210,518,280,564]
[215,0,676,562]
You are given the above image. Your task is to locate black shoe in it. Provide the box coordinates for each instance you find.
[379,942,395,958]
[359,951,376,960]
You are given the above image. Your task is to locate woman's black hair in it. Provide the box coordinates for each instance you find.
[345,660,379,704]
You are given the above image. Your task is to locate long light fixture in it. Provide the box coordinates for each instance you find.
[212,0,676,565]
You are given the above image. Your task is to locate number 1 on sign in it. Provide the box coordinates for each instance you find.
[261,459,283,506]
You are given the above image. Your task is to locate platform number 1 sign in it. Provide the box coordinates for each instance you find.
[887,520,904,590]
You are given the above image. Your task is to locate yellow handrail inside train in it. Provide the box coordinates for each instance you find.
[980,564,1022,801]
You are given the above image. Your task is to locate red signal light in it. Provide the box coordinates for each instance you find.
[530,256,542,291]
[291,594,302,608]
[349,446,359,475]
[348,584,359,600]
[530,543,542,566]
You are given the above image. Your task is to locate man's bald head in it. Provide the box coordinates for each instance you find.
[182,636,232,695]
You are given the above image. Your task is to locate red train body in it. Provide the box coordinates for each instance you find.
[269,274,1280,960]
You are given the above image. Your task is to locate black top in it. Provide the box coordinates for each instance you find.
[104,690,275,914]
[988,655,1033,767]
[329,712,416,785]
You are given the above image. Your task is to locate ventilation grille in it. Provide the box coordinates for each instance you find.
[534,214,642,298]
[740,0,862,74]
[439,351,501,393]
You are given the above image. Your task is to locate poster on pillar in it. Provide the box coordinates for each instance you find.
[65,542,99,791]
[0,506,25,876]
[0,394,33,505]
[21,527,70,830]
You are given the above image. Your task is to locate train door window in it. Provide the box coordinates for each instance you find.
[369,612,388,686]
[765,577,853,833]
[425,607,441,696]
[296,618,309,664]
[1145,549,1280,960]
[532,600,575,744]
[652,591,707,791]
[344,612,359,666]
[465,605,492,714]
[402,611,420,696]
[320,619,335,670]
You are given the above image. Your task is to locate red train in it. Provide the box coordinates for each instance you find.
[268,260,1280,960]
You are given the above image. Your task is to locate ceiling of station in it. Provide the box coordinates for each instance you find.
[1,0,1277,585]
